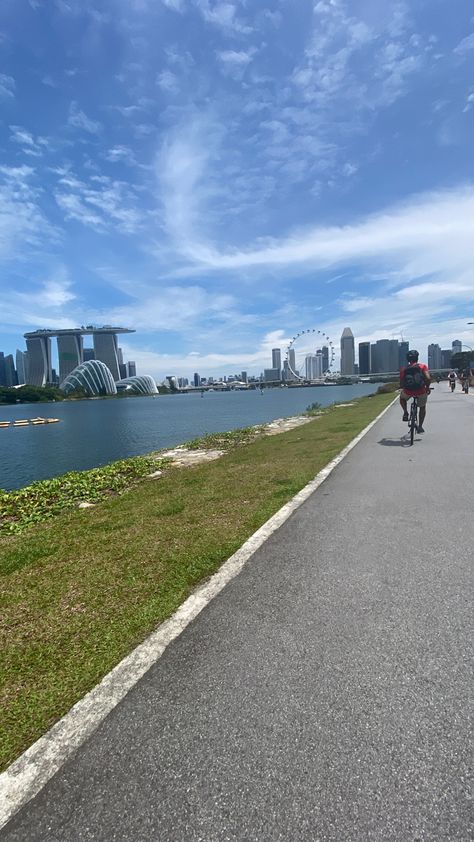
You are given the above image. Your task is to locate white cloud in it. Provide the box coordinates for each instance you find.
[105,145,137,165]
[217,49,255,66]
[9,125,48,157]
[0,166,57,262]
[68,101,102,134]
[454,33,474,55]
[176,185,474,282]
[194,0,252,33]
[162,0,185,10]
[157,69,179,93]
[0,73,15,98]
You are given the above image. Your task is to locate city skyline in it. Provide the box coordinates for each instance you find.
[1,325,470,388]
[0,3,473,381]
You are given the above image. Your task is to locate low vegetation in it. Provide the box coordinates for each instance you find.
[0,456,168,535]
[376,381,399,394]
[184,426,263,450]
[0,392,394,771]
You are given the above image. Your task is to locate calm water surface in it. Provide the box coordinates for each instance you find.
[0,384,377,490]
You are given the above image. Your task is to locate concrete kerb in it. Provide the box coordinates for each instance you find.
[0,395,398,830]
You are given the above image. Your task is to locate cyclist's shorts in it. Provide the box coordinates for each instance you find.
[400,390,427,406]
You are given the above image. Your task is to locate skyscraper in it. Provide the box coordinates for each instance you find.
[126,361,136,377]
[194,372,200,387]
[16,349,27,384]
[321,346,329,373]
[57,332,83,382]
[370,343,378,373]
[428,344,441,369]
[25,334,52,386]
[399,341,409,367]
[93,331,121,381]
[340,327,355,375]
[287,347,297,379]
[272,348,282,379]
[452,340,462,354]
[4,354,17,386]
[358,342,371,375]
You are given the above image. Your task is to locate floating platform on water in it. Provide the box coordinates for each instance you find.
[0,418,60,428]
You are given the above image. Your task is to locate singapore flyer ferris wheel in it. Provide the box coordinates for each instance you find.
[286,328,335,382]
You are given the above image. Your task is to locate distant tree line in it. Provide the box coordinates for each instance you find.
[450,351,473,372]
[0,385,65,404]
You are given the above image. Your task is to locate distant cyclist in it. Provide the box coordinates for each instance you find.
[460,368,470,393]
[448,370,456,392]
[400,350,431,433]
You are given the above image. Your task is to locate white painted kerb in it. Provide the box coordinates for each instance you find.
[0,396,397,829]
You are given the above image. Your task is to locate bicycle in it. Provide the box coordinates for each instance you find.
[407,395,419,446]
[406,387,432,445]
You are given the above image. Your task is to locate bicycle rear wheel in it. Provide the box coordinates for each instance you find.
[409,401,417,445]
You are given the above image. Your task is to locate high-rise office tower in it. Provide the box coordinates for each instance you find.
[287,348,296,379]
[321,346,329,373]
[16,349,27,384]
[126,361,136,377]
[370,343,378,373]
[57,331,84,383]
[389,340,399,372]
[441,349,452,368]
[305,354,323,380]
[93,332,121,380]
[428,344,442,369]
[272,348,282,379]
[25,334,53,385]
[241,371,248,383]
[194,372,200,387]
[358,342,371,375]
[4,354,17,386]
[0,353,5,386]
[340,327,355,375]
[452,340,462,354]
[375,339,390,372]
[83,348,95,361]
[399,341,409,367]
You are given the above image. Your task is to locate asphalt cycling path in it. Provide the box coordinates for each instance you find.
[2,388,472,841]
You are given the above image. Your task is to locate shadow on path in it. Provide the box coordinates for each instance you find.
[377,436,417,447]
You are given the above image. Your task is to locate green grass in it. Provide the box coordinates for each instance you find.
[0,393,394,771]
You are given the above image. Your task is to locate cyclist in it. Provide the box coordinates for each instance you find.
[460,368,470,393]
[448,370,457,392]
[400,350,431,433]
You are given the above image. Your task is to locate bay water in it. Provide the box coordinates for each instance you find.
[0,384,377,490]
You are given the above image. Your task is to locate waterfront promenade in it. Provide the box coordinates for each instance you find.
[2,388,472,841]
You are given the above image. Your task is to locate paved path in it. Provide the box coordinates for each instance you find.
[2,388,473,841]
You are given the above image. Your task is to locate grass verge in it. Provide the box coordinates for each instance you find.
[0,393,393,771]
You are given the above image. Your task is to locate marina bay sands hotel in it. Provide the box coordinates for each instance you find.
[24,327,135,386]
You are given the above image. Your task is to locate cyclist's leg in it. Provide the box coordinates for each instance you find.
[400,391,409,421]
[417,393,427,431]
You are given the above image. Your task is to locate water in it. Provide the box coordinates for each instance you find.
[0,384,377,490]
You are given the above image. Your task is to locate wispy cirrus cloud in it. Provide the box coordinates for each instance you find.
[454,32,474,55]
[68,101,102,134]
[0,165,57,262]
[0,73,15,98]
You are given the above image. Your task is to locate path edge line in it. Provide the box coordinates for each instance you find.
[0,395,397,829]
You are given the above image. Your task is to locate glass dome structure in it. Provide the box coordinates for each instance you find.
[60,359,117,396]
[116,375,158,395]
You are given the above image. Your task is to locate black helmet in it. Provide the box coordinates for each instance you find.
[407,349,419,362]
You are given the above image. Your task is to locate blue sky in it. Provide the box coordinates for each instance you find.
[1,0,474,379]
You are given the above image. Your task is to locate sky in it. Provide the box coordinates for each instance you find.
[1,0,474,380]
